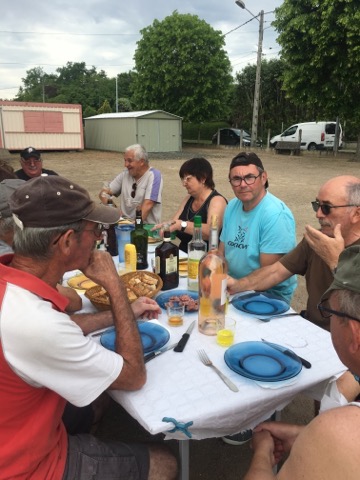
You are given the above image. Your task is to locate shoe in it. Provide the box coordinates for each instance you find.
[222,429,252,445]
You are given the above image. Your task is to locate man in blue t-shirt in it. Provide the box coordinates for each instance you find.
[219,152,297,303]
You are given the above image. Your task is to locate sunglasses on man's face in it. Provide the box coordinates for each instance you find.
[311,201,359,216]
[131,182,137,198]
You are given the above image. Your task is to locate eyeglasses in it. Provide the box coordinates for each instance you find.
[131,182,137,198]
[229,173,261,187]
[21,157,41,164]
[82,223,104,239]
[317,300,360,323]
[181,175,193,184]
[311,201,359,216]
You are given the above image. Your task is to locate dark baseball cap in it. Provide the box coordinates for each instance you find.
[229,152,269,188]
[20,147,41,160]
[323,245,360,298]
[9,175,121,228]
[0,179,25,219]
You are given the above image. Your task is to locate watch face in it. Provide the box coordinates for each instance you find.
[181,221,187,228]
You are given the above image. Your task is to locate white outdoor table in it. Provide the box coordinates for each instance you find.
[64,259,347,480]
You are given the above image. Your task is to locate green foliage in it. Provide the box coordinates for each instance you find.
[118,97,133,112]
[83,106,97,118]
[273,0,360,143]
[231,58,322,142]
[15,62,137,116]
[97,99,112,114]
[133,11,232,123]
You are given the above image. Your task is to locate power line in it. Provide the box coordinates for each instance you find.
[0,30,140,36]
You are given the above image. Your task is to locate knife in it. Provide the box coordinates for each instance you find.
[261,339,312,369]
[174,321,195,352]
[144,343,178,363]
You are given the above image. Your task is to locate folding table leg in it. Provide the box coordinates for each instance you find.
[178,439,190,480]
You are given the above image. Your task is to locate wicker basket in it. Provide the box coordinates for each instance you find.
[85,271,163,311]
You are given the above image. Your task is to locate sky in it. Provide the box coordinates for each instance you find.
[0,0,283,100]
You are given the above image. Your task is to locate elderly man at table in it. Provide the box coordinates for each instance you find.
[244,245,360,480]
[0,175,177,480]
[219,151,297,303]
[15,146,58,180]
[0,178,82,312]
[99,144,163,224]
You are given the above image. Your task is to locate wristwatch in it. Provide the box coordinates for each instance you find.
[180,220,188,232]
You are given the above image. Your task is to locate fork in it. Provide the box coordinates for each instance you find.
[255,313,299,322]
[197,349,239,392]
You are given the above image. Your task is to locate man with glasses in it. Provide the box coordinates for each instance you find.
[0,175,177,480]
[99,144,163,224]
[15,146,58,180]
[243,245,360,480]
[227,175,360,330]
[219,152,297,303]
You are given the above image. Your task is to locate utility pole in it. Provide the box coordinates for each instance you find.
[235,1,264,147]
[251,10,264,148]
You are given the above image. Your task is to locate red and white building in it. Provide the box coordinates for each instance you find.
[0,101,83,151]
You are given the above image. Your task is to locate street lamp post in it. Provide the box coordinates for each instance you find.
[235,1,264,148]
[115,76,119,113]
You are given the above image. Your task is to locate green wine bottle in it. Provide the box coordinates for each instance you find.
[131,209,148,270]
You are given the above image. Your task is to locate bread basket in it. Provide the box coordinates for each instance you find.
[85,271,163,311]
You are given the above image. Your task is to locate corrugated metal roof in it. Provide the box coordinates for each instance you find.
[84,110,182,120]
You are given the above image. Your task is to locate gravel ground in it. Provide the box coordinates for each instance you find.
[5,145,359,478]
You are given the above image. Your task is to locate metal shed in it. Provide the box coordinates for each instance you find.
[84,110,182,153]
[0,101,83,151]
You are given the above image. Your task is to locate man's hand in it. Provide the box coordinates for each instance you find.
[131,297,162,320]
[82,250,119,291]
[227,275,242,294]
[253,421,304,463]
[304,223,344,270]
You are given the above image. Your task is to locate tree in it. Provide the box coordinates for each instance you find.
[231,58,320,142]
[133,11,232,123]
[97,99,112,114]
[273,0,360,157]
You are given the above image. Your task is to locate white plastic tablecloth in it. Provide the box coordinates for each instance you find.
[64,267,347,441]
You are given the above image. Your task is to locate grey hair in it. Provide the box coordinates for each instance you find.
[12,220,84,260]
[333,289,360,324]
[125,144,149,164]
[0,217,15,238]
[346,181,360,205]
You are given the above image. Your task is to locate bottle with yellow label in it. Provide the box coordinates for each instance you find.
[124,244,137,271]
[187,215,207,291]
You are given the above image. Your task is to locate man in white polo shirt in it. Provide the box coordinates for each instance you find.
[0,175,177,480]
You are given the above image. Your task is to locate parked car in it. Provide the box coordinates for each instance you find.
[212,128,251,147]
[270,121,343,151]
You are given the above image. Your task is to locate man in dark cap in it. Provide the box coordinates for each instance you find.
[219,152,297,303]
[15,146,58,180]
[0,175,176,480]
[243,245,360,480]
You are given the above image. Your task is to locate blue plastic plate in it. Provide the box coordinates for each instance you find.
[231,292,289,315]
[155,290,199,313]
[224,341,302,382]
[100,322,170,354]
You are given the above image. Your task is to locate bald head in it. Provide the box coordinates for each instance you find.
[315,175,360,243]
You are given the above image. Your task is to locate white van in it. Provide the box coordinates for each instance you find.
[270,121,342,151]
